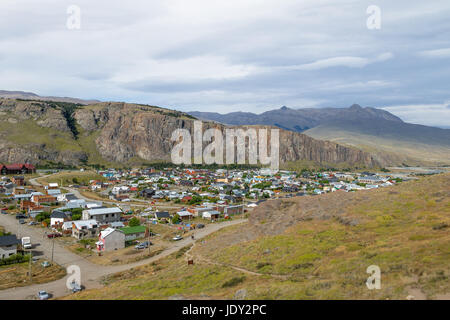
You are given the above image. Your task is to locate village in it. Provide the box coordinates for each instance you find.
[0,162,409,296]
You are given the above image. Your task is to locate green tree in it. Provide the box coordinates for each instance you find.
[171,214,181,224]
[129,217,141,227]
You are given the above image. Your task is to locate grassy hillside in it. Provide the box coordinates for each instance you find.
[70,173,450,300]
[36,170,106,186]
[304,120,450,166]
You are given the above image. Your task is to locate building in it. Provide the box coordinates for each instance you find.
[155,211,170,221]
[0,164,36,175]
[120,225,147,241]
[223,205,244,215]
[202,210,221,220]
[31,194,57,205]
[96,228,125,252]
[177,210,193,221]
[0,235,20,259]
[50,210,70,227]
[11,176,25,186]
[72,220,100,239]
[82,207,123,225]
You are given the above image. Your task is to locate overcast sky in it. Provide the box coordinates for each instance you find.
[1,0,449,128]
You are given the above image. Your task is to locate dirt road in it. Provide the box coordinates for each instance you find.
[0,212,246,300]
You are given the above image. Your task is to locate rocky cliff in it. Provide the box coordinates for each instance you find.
[0,99,379,168]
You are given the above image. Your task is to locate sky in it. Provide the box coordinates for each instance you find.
[0,0,449,128]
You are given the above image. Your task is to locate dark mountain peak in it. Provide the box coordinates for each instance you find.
[280,106,289,111]
[349,104,363,110]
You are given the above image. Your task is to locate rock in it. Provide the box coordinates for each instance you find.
[169,294,186,300]
[234,289,247,300]
[406,295,415,300]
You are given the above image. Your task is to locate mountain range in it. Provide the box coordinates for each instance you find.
[190,105,450,166]
[1,89,449,168]
[0,97,378,169]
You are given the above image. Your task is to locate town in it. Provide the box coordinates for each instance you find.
[0,162,408,297]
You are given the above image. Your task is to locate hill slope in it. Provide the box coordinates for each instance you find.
[0,99,379,168]
[304,119,450,166]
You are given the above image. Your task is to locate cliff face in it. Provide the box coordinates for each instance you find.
[0,99,379,168]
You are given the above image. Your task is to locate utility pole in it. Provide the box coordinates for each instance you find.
[28,249,32,283]
[51,237,54,265]
[147,223,151,256]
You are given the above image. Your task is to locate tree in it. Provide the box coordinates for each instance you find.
[171,214,181,224]
[129,217,141,227]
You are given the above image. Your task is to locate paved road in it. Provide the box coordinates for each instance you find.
[0,211,246,300]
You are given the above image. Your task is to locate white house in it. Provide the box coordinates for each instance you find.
[96,228,125,252]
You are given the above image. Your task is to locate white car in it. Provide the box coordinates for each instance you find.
[37,291,49,300]
[172,235,183,241]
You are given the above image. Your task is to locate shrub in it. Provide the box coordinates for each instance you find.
[222,276,246,288]
[129,217,141,227]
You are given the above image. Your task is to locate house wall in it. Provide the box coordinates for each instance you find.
[104,232,125,251]
[0,245,17,259]
[124,232,146,241]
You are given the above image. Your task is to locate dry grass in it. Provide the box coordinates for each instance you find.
[67,174,450,300]
[0,260,66,290]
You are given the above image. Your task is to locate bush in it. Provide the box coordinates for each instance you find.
[171,214,181,224]
[129,217,141,227]
[222,276,246,288]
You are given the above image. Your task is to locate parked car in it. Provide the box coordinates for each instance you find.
[37,291,49,300]
[172,235,183,241]
[28,221,38,226]
[69,281,82,293]
[135,241,152,249]
[196,224,205,229]
[47,233,62,239]
[19,219,26,224]
[16,214,27,220]
[41,261,50,268]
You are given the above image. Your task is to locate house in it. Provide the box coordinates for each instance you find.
[140,188,155,199]
[72,220,100,239]
[177,210,193,221]
[223,205,244,215]
[11,176,25,186]
[82,207,122,225]
[96,228,125,252]
[155,211,170,221]
[31,194,57,205]
[202,210,221,220]
[0,235,20,259]
[57,193,78,203]
[110,221,125,229]
[120,225,147,241]
[187,206,214,217]
[50,210,70,227]
[0,164,36,175]
[46,183,59,190]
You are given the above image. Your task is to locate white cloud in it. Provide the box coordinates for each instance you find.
[0,0,449,125]
[382,102,450,128]
[419,48,450,58]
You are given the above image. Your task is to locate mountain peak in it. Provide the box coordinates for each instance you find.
[280,106,289,111]
[349,104,363,110]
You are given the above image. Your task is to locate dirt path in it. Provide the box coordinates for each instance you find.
[184,241,289,280]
